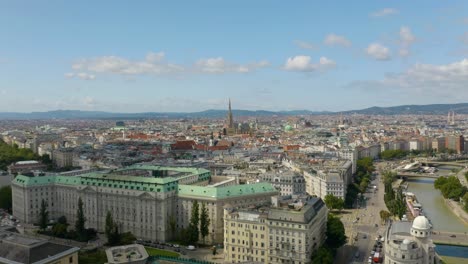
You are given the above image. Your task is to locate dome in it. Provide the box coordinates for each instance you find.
[403,239,411,245]
[284,125,293,131]
[412,216,431,230]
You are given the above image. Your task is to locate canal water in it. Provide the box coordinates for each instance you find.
[405,167,468,260]
[405,176,467,233]
[408,166,468,233]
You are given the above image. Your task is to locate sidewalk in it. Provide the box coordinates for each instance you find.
[444,199,468,225]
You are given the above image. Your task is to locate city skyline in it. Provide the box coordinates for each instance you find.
[1,1,468,112]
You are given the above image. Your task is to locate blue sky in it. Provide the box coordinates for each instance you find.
[1,1,467,112]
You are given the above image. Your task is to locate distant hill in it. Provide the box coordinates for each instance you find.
[0,109,329,120]
[340,103,468,115]
[0,103,466,120]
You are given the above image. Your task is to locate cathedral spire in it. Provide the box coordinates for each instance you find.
[227,98,234,129]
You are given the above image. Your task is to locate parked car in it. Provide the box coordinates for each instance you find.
[187,245,196,251]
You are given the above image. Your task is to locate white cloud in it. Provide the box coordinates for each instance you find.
[283,55,335,72]
[324,34,351,47]
[194,57,269,73]
[294,40,317,50]
[65,72,96,80]
[69,52,268,77]
[398,26,416,57]
[319,57,336,67]
[350,59,468,98]
[83,96,96,106]
[400,26,416,44]
[370,8,399,17]
[71,52,183,76]
[366,43,391,60]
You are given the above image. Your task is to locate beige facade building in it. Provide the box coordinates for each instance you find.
[12,165,278,244]
[303,160,352,200]
[52,148,74,168]
[224,196,328,264]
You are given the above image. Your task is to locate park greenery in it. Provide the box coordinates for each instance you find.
[382,171,406,219]
[38,197,97,242]
[324,194,344,211]
[78,249,108,264]
[311,213,347,264]
[380,149,443,160]
[0,186,12,213]
[344,157,374,208]
[434,176,467,201]
[105,211,137,246]
[379,149,409,160]
[0,139,53,170]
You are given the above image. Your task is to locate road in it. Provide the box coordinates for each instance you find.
[335,165,388,264]
[432,231,468,246]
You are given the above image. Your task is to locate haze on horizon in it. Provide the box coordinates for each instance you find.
[1,1,467,113]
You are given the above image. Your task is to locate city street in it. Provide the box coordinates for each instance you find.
[335,167,388,264]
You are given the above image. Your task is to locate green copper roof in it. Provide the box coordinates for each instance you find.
[13,175,81,186]
[81,172,178,185]
[178,182,278,199]
[121,164,210,175]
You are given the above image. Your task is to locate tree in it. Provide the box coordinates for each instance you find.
[379,210,391,223]
[311,246,334,264]
[188,200,200,244]
[52,223,68,237]
[39,199,49,231]
[325,214,347,250]
[200,203,210,244]
[324,194,344,211]
[119,232,136,245]
[57,216,68,225]
[0,186,12,213]
[75,197,86,236]
[105,211,115,243]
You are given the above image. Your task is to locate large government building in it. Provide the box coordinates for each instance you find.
[12,165,278,244]
[223,195,328,264]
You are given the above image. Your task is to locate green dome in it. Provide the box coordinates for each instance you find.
[284,125,293,131]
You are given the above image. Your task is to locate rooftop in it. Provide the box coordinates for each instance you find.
[0,231,80,264]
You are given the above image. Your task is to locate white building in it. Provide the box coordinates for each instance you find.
[384,216,439,264]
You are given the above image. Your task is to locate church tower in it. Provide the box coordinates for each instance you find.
[227,98,234,129]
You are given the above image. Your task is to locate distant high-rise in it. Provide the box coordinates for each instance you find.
[227,98,234,129]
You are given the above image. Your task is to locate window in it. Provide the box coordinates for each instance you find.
[69,256,73,263]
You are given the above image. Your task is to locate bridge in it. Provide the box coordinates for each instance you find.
[432,231,468,247]
[398,172,440,179]
[417,159,468,168]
